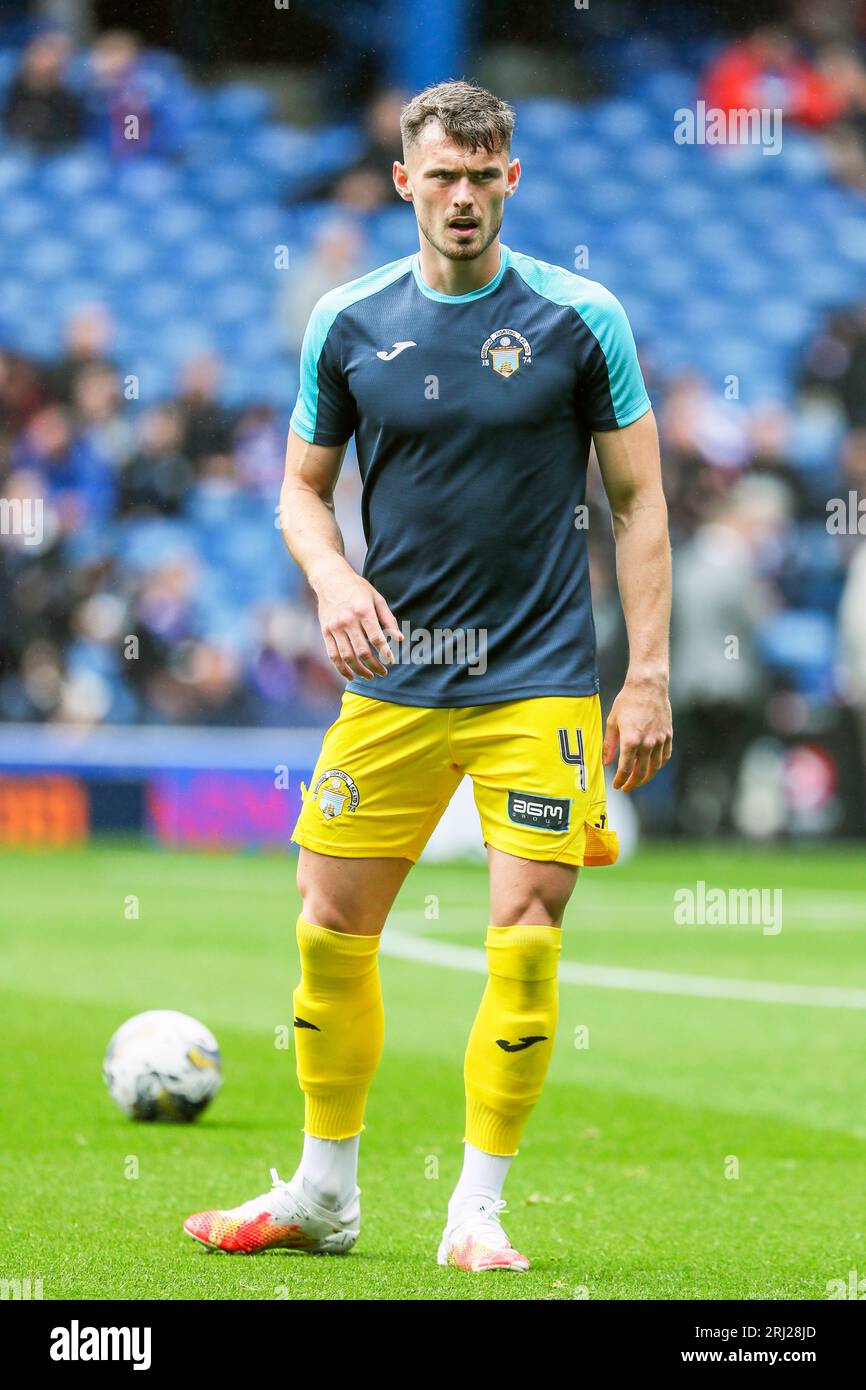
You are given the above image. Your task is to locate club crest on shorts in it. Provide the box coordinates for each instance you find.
[480,327,532,379]
[312,768,360,819]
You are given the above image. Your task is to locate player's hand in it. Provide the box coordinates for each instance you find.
[602,672,672,792]
[310,557,403,681]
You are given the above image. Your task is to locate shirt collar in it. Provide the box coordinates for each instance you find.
[411,244,510,303]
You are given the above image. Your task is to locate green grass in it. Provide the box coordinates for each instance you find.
[1,841,864,1300]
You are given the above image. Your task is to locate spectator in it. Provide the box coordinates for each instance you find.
[281,218,369,353]
[702,24,850,129]
[839,542,866,769]
[670,478,786,836]
[85,29,190,159]
[49,305,115,407]
[175,355,234,464]
[12,405,115,530]
[0,351,47,434]
[72,363,135,474]
[801,303,866,429]
[233,404,285,498]
[3,30,84,151]
[0,639,65,722]
[657,373,750,542]
[119,404,193,515]
[330,89,406,211]
[813,44,866,190]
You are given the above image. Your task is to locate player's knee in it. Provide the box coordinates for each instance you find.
[493,878,576,927]
[296,874,383,936]
[504,897,566,928]
[298,884,351,934]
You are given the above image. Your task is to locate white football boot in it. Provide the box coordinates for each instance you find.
[437,1197,530,1272]
[184,1168,360,1254]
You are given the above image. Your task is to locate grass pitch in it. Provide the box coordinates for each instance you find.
[1,841,864,1300]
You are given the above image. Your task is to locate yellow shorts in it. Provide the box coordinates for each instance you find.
[291,691,618,868]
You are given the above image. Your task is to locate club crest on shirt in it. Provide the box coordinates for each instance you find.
[312,768,360,819]
[481,327,532,378]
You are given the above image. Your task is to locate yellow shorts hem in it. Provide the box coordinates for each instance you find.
[291,829,423,862]
[484,828,618,868]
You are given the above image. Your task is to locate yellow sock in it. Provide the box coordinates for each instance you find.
[292,916,385,1139]
[464,924,562,1156]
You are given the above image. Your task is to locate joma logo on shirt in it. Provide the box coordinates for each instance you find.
[375,340,416,360]
[508,790,571,831]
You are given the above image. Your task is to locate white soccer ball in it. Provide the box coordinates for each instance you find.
[103,1010,222,1122]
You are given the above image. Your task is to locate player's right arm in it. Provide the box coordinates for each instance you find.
[281,288,403,681]
[279,427,400,682]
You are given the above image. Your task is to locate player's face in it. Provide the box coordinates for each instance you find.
[395,125,519,261]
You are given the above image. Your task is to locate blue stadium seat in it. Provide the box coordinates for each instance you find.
[0,47,20,95]
[34,149,109,199]
[19,233,79,280]
[0,192,46,238]
[207,82,274,130]
[514,99,585,145]
[632,68,698,113]
[585,99,655,146]
[116,517,200,571]
[757,610,837,698]
[149,199,207,244]
[114,159,184,206]
[66,198,129,243]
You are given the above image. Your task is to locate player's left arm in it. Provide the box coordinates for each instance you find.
[593,407,673,792]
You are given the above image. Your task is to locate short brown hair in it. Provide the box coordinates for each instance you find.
[400,80,515,156]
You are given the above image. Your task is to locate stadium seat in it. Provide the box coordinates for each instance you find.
[758,611,838,698]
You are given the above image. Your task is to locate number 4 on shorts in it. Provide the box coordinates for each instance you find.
[558,727,587,792]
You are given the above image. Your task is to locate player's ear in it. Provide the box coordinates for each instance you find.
[504,156,521,198]
[393,160,413,202]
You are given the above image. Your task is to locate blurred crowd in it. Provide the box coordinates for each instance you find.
[0,310,364,728]
[589,338,866,833]
[1,9,866,838]
[3,286,866,785]
[2,27,193,157]
[701,5,866,190]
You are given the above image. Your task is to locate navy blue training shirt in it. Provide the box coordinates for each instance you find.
[290,243,651,707]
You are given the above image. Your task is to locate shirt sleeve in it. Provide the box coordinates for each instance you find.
[574,288,651,432]
[289,296,357,445]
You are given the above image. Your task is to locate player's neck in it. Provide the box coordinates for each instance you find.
[417,237,503,296]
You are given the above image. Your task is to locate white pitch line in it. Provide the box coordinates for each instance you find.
[380,930,866,1011]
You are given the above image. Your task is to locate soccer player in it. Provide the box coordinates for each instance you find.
[184,80,672,1272]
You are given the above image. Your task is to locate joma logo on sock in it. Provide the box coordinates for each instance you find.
[496,1035,548,1052]
[50,1321,152,1371]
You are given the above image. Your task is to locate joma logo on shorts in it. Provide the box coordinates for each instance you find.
[507,790,571,832]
